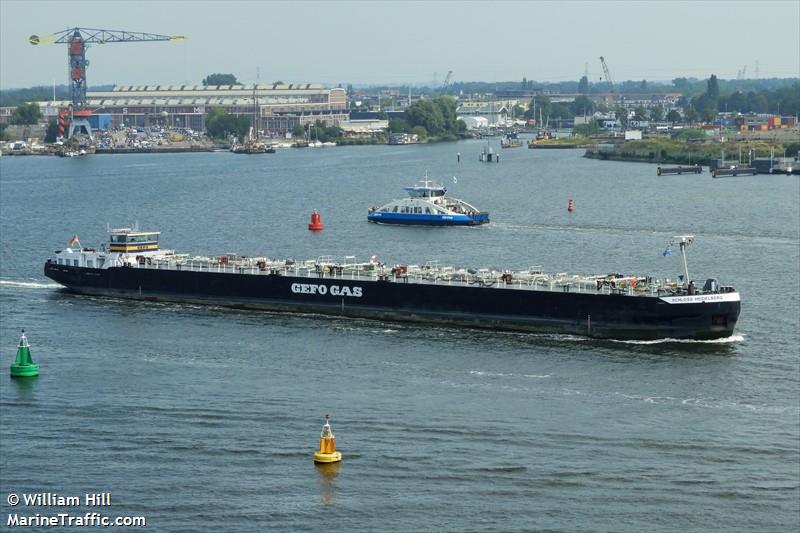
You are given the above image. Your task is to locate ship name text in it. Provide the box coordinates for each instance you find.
[291,283,363,298]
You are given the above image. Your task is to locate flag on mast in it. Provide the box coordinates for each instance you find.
[69,234,80,248]
[662,244,671,257]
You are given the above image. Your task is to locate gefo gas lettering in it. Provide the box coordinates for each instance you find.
[291,283,363,298]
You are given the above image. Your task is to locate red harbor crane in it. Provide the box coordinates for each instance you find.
[29,27,186,138]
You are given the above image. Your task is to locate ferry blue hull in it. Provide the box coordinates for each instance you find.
[367,212,489,226]
[44,262,739,341]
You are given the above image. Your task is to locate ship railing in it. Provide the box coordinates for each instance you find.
[127,258,671,297]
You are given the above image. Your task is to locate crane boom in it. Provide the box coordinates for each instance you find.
[29,27,185,138]
[443,70,453,87]
[599,56,614,93]
[37,27,186,44]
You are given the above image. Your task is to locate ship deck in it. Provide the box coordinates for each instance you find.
[113,253,702,298]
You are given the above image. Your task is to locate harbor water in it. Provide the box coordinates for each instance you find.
[1,141,798,531]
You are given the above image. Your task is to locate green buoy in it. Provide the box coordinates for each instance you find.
[10,330,39,377]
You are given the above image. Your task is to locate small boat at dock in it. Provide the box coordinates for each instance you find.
[501,132,522,148]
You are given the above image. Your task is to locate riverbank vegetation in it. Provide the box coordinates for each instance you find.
[526,78,799,131]
[388,96,467,142]
[205,108,249,140]
[585,137,795,165]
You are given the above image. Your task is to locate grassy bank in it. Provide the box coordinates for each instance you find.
[585,138,795,165]
[529,135,594,148]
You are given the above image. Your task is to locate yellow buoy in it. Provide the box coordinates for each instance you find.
[313,414,342,463]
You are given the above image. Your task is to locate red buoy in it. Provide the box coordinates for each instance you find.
[567,199,574,213]
[308,210,325,231]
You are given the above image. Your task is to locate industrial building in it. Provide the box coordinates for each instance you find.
[456,100,516,127]
[10,83,348,134]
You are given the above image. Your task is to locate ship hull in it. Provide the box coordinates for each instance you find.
[367,212,489,225]
[44,263,740,340]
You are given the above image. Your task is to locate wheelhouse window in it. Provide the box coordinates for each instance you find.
[110,233,159,244]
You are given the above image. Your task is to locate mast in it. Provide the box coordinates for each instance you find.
[670,235,694,287]
[252,84,258,141]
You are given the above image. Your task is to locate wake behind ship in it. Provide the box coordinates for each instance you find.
[44,228,741,340]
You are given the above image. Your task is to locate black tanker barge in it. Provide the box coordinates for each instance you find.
[44,228,741,340]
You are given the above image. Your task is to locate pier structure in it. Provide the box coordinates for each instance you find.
[711,167,757,178]
[657,165,703,176]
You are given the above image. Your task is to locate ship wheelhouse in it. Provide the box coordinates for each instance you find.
[108,228,161,253]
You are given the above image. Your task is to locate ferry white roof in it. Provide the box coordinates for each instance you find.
[108,227,160,236]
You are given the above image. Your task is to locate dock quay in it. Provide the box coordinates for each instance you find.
[657,165,702,176]
[95,145,214,154]
[528,142,580,149]
[711,167,757,178]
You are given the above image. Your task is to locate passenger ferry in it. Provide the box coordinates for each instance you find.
[43,229,741,340]
[367,175,489,226]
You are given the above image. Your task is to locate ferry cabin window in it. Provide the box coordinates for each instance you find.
[87,260,94,268]
[58,258,64,265]
[111,234,157,244]
[132,234,157,243]
[425,207,431,214]
[74,260,79,266]
[392,206,398,213]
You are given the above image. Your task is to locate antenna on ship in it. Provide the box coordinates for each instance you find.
[422,169,432,188]
[670,235,694,287]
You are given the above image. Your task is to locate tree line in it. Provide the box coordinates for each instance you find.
[388,96,467,140]
[686,77,799,121]
[527,76,799,130]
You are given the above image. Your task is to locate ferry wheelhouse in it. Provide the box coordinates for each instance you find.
[368,175,489,226]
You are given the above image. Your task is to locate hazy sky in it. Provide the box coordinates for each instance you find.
[1,0,798,89]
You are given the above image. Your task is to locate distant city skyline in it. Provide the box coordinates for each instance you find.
[1,0,798,90]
